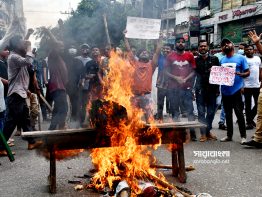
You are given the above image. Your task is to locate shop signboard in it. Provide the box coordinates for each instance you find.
[232,0,243,8]
[190,16,200,31]
[243,0,256,5]
[222,0,232,11]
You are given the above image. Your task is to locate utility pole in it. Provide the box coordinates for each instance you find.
[141,0,143,17]
[166,0,169,37]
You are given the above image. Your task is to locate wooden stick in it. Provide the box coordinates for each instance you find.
[151,164,195,171]
[39,94,52,112]
[103,14,111,46]
[151,164,173,169]
[145,172,193,197]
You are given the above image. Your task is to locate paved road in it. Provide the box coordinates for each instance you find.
[0,110,261,197]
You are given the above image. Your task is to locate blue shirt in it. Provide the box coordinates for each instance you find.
[220,54,249,95]
[157,54,166,72]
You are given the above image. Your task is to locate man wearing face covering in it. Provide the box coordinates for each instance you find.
[237,43,245,55]
[219,38,250,144]
[67,44,92,121]
[124,30,162,123]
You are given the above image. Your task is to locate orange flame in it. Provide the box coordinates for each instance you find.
[89,51,167,195]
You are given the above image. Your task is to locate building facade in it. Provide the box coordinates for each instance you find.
[161,0,200,47]
[200,0,262,46]
[161,0,262,47]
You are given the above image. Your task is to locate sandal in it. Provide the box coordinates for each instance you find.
[0,150,16,157]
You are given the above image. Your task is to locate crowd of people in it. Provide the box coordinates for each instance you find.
[1,27,262,156]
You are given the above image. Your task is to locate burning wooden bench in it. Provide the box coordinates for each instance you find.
[22,121,205,193]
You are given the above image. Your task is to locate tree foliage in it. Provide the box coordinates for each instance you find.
[36,0,167,58]
[63,0,140,48]
[76,0,100,17]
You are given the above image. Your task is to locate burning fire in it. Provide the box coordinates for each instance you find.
[88,51,169,195]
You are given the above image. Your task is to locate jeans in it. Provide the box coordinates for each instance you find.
[0,93,34,148]
[244,87,259,124]
[156,87,169,119]
[130,93,153,122]
[216,94,226,124]
[49,90,68,130]
[219,105,226,125]
[80,90,90,126]
[254,88,262,142]
[0,111,5,131]
[222,90,246,139]
[195,88,217,135]
[168,88,195,121]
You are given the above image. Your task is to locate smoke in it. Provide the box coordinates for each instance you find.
[0,0,26,51]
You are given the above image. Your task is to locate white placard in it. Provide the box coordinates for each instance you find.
[126,16,161,39]
[209,64,236,86]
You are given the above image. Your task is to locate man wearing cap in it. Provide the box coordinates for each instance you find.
[219,38,250,144]
[165,36,196,122]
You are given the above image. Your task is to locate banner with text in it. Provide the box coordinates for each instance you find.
[126,17,161,39]
[209,64,236,86]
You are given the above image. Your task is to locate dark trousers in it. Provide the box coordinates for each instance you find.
[68,90,80,121]
[156,88,169,119]
[168,88,195,121]
[1,93,34,146]
[80,90,90,126]
[244,87,260,124]
[195,88,217,135]
[222,90,246,138]
[49,90,68,130]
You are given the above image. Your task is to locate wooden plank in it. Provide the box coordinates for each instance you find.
[177,143,186,183]
[22,121,206,138]
[49,145,56,193]
[172,149,178,176]
[145,121,206,128]
[21,128,95,138]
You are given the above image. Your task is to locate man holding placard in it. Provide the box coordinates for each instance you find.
[123,29,162,123]
[218,38,250,144]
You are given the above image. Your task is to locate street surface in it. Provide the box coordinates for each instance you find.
[0,110,261,197]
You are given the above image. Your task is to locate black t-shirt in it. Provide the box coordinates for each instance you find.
[195,55,219,92]
[0,60,8,96]
[83,60,100,91]
[27,64,36,93]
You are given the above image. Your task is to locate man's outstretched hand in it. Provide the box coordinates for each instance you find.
[248,30,262,44]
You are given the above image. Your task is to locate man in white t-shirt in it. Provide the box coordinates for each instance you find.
[243,44,262,130]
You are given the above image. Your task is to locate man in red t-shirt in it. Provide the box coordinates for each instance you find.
[165,36,196,123]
